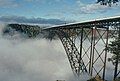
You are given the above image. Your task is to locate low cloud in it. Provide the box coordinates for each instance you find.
[0,16,69,25]
[75,0,109,14]
[0,0,18,8]
[74,0,120,14]
[0,22,116,81]
[0,23,88,81]
[80,4,110,14]
[24,0,62,3]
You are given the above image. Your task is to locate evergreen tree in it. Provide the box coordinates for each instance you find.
[97,0,119,6]
[108,27,120,65]
[107,26,120,79]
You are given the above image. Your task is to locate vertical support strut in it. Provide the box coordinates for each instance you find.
[89,27,94,76]
[91,27,96,77]
[103,27,109,80]
[86,26,109,80]
[78,27,84,76]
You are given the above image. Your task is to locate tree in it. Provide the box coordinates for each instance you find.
[108,38,120,65]
[107,27,120,79]
[108,27,120,65]
[97,0,119,6]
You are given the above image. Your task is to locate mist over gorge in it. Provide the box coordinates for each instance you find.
[0,0,120,80]
[0,23,80,81]
[0,23,116,81]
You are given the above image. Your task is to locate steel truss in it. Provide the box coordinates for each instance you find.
[45,17,120,80]
[49,27,109,80]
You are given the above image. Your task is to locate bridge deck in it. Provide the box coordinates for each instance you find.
[44,16,120,30]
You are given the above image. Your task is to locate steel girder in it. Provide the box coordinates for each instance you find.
[50,26,109,80]
[54,29,87,77]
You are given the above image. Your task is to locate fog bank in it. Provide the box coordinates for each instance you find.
[0,23,116,81]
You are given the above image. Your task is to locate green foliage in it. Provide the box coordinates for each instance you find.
[4,24,58,40]
[108,28,120,65]
[7,24,42,38]
[97,0,119,6]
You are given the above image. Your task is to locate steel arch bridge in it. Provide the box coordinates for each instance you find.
[7,16,120,80]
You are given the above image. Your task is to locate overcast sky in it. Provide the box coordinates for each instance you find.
[0,0,120,24]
